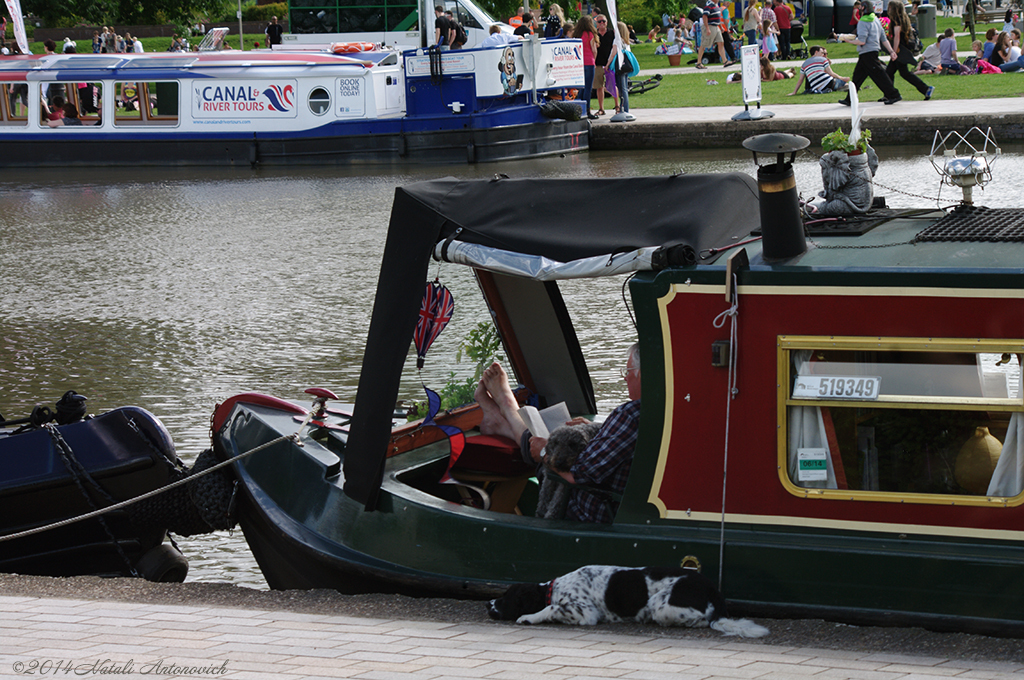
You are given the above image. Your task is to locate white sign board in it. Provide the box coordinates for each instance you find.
[337,77,365,117]
[193,81,298,119]
[740,44,761,105]
[405,52,477,77]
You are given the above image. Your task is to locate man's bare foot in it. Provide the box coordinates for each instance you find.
[482,363,518,412]
[475,378,512,439]
[481,362,527,441]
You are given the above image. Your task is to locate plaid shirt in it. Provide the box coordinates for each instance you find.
[566,400,641,524]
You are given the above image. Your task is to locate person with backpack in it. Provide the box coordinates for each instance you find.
[445,11,467,48]
[434,5,454,48]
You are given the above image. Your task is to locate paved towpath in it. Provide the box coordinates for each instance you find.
[589,53,1024,148]
[4,594,1024,679]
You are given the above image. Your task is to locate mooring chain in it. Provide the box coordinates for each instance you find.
[0,428,304,545]
[48,424,139,575]
[125,415,190,473]
[806,237,919,250]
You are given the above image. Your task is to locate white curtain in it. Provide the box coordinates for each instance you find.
[787,350,839,490]
[986,369,1024,497]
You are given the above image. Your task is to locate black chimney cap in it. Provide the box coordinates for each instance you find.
[743,133,810,167]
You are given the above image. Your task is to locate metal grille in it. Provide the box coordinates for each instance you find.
[915,205,1024,243]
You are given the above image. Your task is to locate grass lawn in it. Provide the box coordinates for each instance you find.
[629,16,1024,107]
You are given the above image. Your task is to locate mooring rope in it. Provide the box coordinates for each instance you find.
[711,272,740,591]
[0,409,315,544]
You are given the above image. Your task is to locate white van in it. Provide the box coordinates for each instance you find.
[280,0,512,50]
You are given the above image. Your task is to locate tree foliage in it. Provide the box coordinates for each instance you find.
[474,0,689,34]
[19,0,233,28]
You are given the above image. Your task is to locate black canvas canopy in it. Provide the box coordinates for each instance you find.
[343,173,761,508]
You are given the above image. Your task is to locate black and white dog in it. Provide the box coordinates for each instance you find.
[488,565,769,638]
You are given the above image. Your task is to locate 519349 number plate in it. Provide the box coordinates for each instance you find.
[792,376,882,400]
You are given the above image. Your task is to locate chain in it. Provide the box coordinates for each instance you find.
[47,424,139,575]
[807,236,918,250]
[0,428,303,545]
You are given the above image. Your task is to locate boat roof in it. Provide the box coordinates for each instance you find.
[0,50,394,80]
[343,173,762,507]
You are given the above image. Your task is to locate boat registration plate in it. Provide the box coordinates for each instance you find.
[792,376,881,400]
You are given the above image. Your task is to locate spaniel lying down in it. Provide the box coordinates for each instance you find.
[488,565,769,638]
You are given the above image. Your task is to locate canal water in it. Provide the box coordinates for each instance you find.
[1,146,1021,589]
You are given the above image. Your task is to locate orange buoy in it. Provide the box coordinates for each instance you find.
[331,42,377,54]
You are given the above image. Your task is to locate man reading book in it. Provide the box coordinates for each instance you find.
[474,344,642,523]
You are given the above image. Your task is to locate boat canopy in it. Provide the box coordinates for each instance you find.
[343,173,762,508]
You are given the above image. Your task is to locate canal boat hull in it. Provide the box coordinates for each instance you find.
[214,172,1024,635]
[0,405,189,581]
[0,43,587,167]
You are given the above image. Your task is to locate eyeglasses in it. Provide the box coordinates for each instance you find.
[596,19,607,23]
[619,366,638,378]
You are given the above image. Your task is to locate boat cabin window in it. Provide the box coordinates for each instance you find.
[113,81,179,126]
[42,82,103,127]
[2,82,29,125]
[779,336,1023,503]
[308,86,331,115]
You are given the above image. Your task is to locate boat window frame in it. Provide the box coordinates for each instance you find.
[776,335,1024,508]
[41,81,104,128]
[112,80,180,127]
[1,82,30,124]
[307,85,332,116]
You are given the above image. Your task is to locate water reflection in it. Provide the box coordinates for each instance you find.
[1,146,1021,589]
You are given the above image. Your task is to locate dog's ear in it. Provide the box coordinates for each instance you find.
[488,583,547,620]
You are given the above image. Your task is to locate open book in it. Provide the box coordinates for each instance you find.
[517,402,571,439]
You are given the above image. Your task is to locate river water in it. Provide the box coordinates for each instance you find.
[2,145,1021,590]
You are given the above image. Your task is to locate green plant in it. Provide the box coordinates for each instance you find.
[456,321,503,382]
[406,321,505,419]
[821,127,872,154]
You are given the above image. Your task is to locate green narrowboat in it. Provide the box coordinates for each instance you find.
[212,141,1024,636]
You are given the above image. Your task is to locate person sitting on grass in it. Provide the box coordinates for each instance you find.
[939,27,963,74]
[915,37,943,74]
[982,28,997,60]
[990,31,1012,68]
[760,55,794,80]
[1000,29,1024,71]
[787,45,850,94]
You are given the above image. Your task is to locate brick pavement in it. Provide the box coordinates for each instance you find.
[3,595,1024,679]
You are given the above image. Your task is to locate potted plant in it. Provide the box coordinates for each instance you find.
[821,127,872,155]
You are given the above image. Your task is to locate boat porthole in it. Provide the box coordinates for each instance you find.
[308,87,331,116]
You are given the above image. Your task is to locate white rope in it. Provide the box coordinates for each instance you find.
[0,408,317,544]
[712,273,740,590]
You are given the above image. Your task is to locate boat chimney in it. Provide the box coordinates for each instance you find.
[742,133,810,263]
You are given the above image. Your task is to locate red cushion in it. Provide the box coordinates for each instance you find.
[453,434,535,476]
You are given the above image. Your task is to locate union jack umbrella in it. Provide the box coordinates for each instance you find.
[414,279,454,370]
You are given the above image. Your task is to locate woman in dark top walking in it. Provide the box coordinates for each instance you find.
[886,2,934,100]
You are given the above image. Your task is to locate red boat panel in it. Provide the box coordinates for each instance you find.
[652,284,1024,535]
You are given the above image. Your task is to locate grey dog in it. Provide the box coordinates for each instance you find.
[535,421,601,519]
